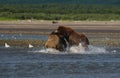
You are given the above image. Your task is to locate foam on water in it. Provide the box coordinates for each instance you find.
[69,43,86,54]
[31,46,62,54]
[86,45,107,54]
[32,43,108,54]
[38,48,60,54]
[66,43,107,54]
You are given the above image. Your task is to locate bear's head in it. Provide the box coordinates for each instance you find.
[45,31,67,51]
[45,33,59,49]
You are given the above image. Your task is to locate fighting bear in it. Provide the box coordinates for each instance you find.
[55,26,89,49]
[45,31,67,51]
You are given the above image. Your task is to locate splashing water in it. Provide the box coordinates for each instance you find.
[34,48,61,54]
[32,43,107,54]
[69,43,86,54]
[67,43,107,54]
[86,45,107,54]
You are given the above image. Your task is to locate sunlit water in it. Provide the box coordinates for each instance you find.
[0,34,120,78]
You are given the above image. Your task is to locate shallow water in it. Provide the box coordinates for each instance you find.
[0,34,48,40]
[0,46,120,78]
[0,33,119,40]
[0,34,120,78]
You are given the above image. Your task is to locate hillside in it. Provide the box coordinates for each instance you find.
[0,0,120,4]
[0,0,120,21]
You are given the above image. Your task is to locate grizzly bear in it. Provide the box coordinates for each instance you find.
[55,26,89,49]
[45,31,67,51]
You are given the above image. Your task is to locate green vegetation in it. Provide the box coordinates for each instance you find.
[0,4,120,21]
[0,17,17,20]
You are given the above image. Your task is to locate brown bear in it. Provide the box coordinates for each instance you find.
[54,26,89,49]
[45,31,67,51]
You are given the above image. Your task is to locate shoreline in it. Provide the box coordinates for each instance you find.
[0,20,120,34]
[0,20,120,47]
[0,39,120,47]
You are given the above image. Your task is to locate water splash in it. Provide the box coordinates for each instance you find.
[68,43,86,54]
[33,48,61,54]
[32,43,108,54]
[66,43,107,54]
[86,45,107,54]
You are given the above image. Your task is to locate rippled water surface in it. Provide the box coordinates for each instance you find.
[0,46,120,78]
[0,34,48,40]
[0,34,120,78]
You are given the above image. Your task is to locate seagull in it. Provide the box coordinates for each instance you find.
[5,43,10,48]
[29,44,33,48]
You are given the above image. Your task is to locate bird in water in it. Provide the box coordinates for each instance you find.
[29,44,33,48]
[5,43,10,48]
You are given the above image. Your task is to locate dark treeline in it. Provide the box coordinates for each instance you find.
[0,4,120,20]
[0,0,120,4]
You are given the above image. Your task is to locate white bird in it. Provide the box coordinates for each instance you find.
[29,44,33,48]
[5,43,10,48]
